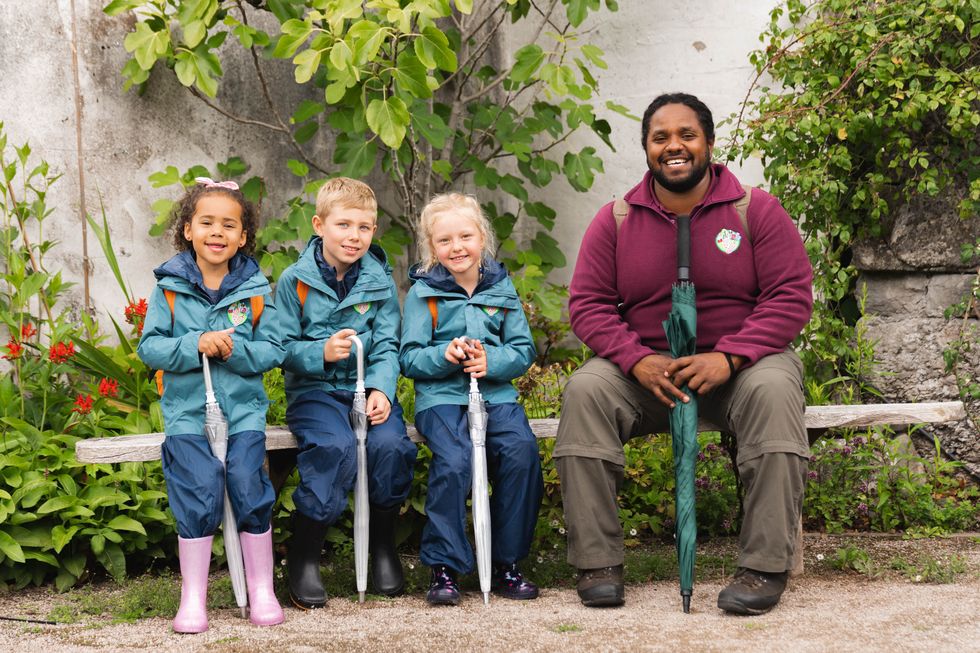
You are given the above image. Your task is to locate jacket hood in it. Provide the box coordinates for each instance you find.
[153,250,261,302]
[408,258,508,294]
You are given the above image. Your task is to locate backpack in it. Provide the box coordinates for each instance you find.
[154,290,265,395]
[612,183,754,242]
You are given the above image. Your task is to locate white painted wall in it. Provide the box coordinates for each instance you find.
[0,1,778,322]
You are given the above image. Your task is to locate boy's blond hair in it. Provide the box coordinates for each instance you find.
[417,192,497,272]
[315,177,378,219]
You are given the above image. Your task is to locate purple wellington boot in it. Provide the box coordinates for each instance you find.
[173,535,213,634]
[240,528,285,626]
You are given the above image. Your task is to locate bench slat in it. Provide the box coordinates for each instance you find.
[74,401,967,464]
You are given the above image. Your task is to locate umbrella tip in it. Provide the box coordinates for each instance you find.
[359,591,366,603]
[240,606,249,619]
[682,594,691,614]
[483,592,490,605]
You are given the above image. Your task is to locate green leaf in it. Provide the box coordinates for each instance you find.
[148,165,181,188]
[454,0,474,13]
[36,495,77,515]
[182,19,206,49]
[106,516,147,535]
[293,48,322,84]
[294,121,319,144]
[349,20,384,65]
[286,159,310,177]
[411,109,451,149]
[414,26,457,72]
[103,0,144,16]
[96,542,126,581]
[510,44,545,83]
[124,22,170,71]
[292,100,325,124]
[563,146,604,191]
[52,525,80,554]
[333,134,378,178]
[366,96,410,148]
[580,44,607,69]
[605,100,640,121]
[0,531,25,563]
[273,20,313,59]
[393,52,432,99]
[432,159,453,182]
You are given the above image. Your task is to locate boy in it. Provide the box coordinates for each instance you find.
[276,177,417,609]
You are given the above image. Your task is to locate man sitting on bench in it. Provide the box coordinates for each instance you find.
[554,92,814,615]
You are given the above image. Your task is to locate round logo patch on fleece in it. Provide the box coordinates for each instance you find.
[227,301,249,326]
[715,228,742,254]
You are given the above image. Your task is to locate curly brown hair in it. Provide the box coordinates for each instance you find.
[169,184,258,255]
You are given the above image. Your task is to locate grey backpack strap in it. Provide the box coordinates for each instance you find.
[734,183,753,244]
[612,197,629,232]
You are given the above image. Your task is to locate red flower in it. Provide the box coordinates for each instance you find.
[73,394,94,415]
[48,341,75,363]
[2,338,23,360]
[125,298,149,336]
[20,323,36,339]
[98,377,119,398]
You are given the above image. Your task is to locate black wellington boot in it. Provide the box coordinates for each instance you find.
[287,511,328,609]
[369,505,405,596]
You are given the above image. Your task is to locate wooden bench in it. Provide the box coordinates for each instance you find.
[75,401,967,464]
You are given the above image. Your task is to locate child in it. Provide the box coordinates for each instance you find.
[275,177,417,609]
[137,177,285,632]
[400,192,544,605]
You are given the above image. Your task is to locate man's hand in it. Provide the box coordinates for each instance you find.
[631,354,689,408]
[444,337,468,364]
[461,339,487,378]
[199,328,235,360]
[667,352,741,396]
[366,389,391,425]
[323,328,357,363]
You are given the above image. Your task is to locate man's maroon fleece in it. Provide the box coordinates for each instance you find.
[569,164,813,376]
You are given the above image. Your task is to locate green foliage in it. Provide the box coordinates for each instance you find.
[0,127,174,590]
[108,1,624,344]
[725,0,980,387]
[942,236,980,429]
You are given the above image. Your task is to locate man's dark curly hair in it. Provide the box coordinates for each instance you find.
[640,92,715,149]
[170,184,258,256]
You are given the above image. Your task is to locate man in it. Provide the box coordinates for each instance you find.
[555,92,813,615]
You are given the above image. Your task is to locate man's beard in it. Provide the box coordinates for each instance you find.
[650,158,710,193]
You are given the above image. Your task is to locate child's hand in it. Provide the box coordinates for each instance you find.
[366,389,391,425]
[199,328,235,360]
[462,339,487,378]
[444,337,467,364]
[324,328,357,362]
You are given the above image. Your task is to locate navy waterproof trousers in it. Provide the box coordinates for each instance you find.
[161,430,275,539]
[416,402,543,574]
[286,390,417,524]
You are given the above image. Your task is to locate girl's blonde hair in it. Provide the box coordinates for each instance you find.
[417,193,497,272]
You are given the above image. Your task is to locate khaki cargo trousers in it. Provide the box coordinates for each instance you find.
[554,352,809,573]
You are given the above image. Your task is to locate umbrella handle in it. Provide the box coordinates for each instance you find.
[346,334,365,393]
[677,213,691,282]
[459,336,480,394]
[201,354,217,404]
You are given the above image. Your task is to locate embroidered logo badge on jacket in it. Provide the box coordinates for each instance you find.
[353,302,372,315]
[715,228,742,254]
[481,306,499,317]
[227,301,249,326]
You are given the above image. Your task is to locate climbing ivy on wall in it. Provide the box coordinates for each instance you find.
[725,0,980,390]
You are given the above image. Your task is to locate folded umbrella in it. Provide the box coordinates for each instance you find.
[201,354,248,618]
[463,338,492,605]
[347,334,370,604]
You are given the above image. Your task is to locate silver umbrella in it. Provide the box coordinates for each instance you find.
[463,338,492,605]
[347,334,369,603]
[201,354,248,618]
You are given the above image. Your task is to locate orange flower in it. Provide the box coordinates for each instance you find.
[48,341,75,363]
[98,377,119,398]
[73,394,94,415]
[125,298,149,336]
[20,323,36,339]
[2,338,23,360]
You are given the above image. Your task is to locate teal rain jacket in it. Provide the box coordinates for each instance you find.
[399,260,535,414]
[276,238,401,404]
[137,252,284,436]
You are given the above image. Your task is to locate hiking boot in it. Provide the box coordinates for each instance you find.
[576,565,625,607]
[491,563,539,600]
[717,568,788,615]
[426,565,461,606]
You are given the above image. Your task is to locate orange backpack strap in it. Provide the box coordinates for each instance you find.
[296,280,309,315]
[163,289,176,326]
[734,183,753,244]
[612,197,629,232]
[427,297,438,332]
[250,295,264,327]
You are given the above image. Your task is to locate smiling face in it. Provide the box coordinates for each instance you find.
[182,193,247,276]
[312,205,377,277]
[431,212,485,287]
[645,102,714,195]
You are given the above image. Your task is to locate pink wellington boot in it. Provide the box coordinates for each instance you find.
[240,528,285,626]
[173,535,213,633]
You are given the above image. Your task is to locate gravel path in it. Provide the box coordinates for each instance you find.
[1,536,977,652]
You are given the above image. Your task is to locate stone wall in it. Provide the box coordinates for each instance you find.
[855,190,980,477]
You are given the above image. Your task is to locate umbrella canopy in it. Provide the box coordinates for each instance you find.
[201,354,248,618]
[464,339,492,605]
[347,335,370,603]
[662,214,700,614]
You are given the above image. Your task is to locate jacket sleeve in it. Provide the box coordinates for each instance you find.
[714,192,813,365]
[222,291,286,376]
[399,288,459,380]
[277,271,330,378]
[569,204,657,376]
[137,285,205,373]
[482,302,536,382]
[364,277,401,401]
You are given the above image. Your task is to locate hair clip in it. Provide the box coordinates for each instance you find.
[194,176,240,191]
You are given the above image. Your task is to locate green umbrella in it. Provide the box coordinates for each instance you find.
[663,213,699,613]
